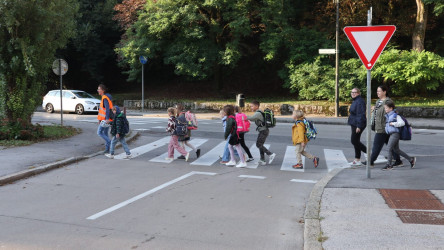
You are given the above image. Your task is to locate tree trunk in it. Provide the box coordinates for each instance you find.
[412,0,428,52]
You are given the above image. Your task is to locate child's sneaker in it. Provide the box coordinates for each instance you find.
[220,160,229,164]
[258,159,266,165]
[185,153,190,162]
[105,153,114,159]
[268,153,276,164]
[226,160,236,166]
[349,160,362,166]
[123,154,132,159]
[292,163,303,169]
[236,162,247,168]
[196,149,201,158]
[410,157,416,168]
[165,157,174,161]
[393,160,404,167]
[177,155,185,159]
[313,157,320,168]
[382,165,393,171]
[246,158,254,162]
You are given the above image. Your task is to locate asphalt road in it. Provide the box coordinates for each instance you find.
[1,112,443,249]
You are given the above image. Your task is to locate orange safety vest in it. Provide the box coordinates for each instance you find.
[98,95,113,121]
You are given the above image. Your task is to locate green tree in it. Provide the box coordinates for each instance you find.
[0,0,78,122]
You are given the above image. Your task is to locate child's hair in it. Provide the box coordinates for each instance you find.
[223,105,235,116]
[167,107,176,115]
[234,106,241,113]
[175,104,184,116]
[293,110,304,119]
[385,100,395,109]
[250,100,260,106]
[112,106,117,111]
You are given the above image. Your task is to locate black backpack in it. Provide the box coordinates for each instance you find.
[398,115,412,140]
[260,108,276,128]
[122,117,129,134]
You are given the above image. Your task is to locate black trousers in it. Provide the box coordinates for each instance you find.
[238,132,253,158]
[370,132,400,165]
[256,129,272,160]
[350,126,367,159]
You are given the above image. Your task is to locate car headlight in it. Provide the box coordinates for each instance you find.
[86,101,95,105]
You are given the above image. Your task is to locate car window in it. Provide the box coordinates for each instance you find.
[63,91,74,98]
[48,91,57,97]
[73,91,95,99]
[53,91,60,97]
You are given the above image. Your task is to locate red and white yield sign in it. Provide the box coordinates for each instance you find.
[344,25,396,70]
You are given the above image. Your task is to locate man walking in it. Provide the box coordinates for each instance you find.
[97,84,113,154]
[247,100,276,165]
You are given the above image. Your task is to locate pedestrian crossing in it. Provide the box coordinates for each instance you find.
[112,136,371,172]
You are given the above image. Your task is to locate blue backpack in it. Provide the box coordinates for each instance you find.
[398,115,412,140]
[296,119,318,141]
[174,116,188,136]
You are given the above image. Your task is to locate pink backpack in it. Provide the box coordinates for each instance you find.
[235,113,250,133]
[185,111,198,130]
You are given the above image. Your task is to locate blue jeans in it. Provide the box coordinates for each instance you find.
[110,135,131,155]
[222,135,238,161]
[97,125,110,152]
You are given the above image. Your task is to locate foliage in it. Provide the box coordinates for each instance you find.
[0,119,44,140]
[0,0,78,122]
[373,49,444,96]
[284,57,366,101]
[113,0,146,30]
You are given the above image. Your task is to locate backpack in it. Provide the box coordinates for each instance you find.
[174,116,188,136]
[296,118,318,141]
[260,108,276,128]
[185,111,198,130]
[398,115,412,141]
[235,113,250,133]
[122,116,130,134]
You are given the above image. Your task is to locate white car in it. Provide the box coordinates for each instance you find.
[42,90,101,115]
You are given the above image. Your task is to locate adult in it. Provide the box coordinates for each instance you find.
[364,85,401,167]
[97,84,113,154]
[176,104,201,159]
[247,100,276,165]
[347,88,367,165]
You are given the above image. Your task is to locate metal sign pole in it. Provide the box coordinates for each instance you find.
[366,7,372,179]
[59,59,63,126]
[335,0,340,117]
[142,63,144,114]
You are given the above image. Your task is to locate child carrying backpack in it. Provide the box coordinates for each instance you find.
[166,107,189,161]
[105,106,131,159]
[292,110,319,169]
[235,106,253,162]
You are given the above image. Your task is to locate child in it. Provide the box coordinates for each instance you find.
[247,100,276,165]
[234,106,254,162]
[166,107,190,161]
[105,106,131,159]
[224,105,247,168]
[292,110,319,169]
[382,100,416,170]
[176,104,201,159]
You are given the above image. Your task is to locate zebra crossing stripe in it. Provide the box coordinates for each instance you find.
[246,144,270,169]
[280,146,305,172]
[362,153,387,164]
[149,138,209,163]
[290,179,317,183]
[324,149,349,172]
[114,136,171,160]
[190,141,226,166]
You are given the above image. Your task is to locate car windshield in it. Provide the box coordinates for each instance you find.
[72,91,95,99]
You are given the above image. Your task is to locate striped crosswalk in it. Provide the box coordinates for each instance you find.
[111,136,362,172]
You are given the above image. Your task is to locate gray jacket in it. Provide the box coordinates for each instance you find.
[247,110,268,132]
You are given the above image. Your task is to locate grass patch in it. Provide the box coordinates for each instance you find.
[0,125,81,148]
[317,231,329,243]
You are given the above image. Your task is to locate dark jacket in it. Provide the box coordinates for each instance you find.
[224,116,237,140]
[111,106,127,136]
[348,95,366,129]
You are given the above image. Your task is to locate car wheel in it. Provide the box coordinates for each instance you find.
[75,104,84,115]
[46,103,54,113]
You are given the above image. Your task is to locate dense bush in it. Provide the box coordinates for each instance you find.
[0,119,44,140]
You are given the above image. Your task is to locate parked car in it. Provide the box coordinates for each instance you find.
[42,90,101,115]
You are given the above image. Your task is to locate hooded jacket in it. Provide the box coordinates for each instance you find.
[292,116,308,144]
[111,106,128,136]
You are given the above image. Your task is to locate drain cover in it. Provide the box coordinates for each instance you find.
[397,211,444,225]
[379,189,444,210]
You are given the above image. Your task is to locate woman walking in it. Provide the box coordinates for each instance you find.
[348,88,367,166]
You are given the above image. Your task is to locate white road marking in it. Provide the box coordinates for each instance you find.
[238,175,266,180]
[324,149,349,172]
[151,126,165,129]
[114,137,170,159]
[280,146,305,172]
[149,138,208,163]
[76,119,97,123]
[190,141,226,166]
[86,171,217,220]
[133,128,150,131]
[290,179,317,183]
[246,144,271,169]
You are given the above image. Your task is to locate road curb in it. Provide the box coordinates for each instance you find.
[303,168,343,250]
[0,131,139,186]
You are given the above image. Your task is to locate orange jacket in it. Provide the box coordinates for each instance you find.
[98,95,113,121]
[292,117,308,145]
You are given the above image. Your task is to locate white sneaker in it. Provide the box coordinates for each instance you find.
[105,153,114,159]
[226,160,236,166]
[185,153,190,162]
[268,153,276,164]
[246,158,254,162]
[123,154,132,159]
[258,159,266,165]
[349,160,362,166]
[236,162,247,168]
[165,157,174,161]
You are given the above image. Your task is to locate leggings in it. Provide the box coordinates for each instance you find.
[238,133,252,158]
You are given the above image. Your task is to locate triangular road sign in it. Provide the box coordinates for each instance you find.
[344,25,396,70]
